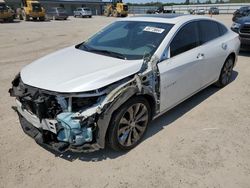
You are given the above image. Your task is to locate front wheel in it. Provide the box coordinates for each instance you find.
[107,97,151,151]
[215,56,234,88]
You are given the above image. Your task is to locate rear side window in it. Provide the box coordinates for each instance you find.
[170,21,199,57]
[198,20,220,44]
[217,22,228,36]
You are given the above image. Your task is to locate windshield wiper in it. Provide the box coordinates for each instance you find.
[79,44,126,60]
[88,49,127,60]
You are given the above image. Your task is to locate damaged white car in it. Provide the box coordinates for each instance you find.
[9,14,240,152]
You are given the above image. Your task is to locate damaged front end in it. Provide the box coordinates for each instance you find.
[9,55,161,153]
[9,74,104,152]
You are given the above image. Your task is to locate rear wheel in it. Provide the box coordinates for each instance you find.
[215,56,234,88]
[107,97,151,151]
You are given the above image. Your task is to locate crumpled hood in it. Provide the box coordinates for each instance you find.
[21,46,143,93]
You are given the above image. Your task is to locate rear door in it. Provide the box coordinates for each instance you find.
[197,20,229,86]
[158,21,204,111]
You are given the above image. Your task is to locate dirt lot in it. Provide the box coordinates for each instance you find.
[0,15,250,188]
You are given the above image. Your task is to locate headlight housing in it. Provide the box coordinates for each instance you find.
[231,22,241,29]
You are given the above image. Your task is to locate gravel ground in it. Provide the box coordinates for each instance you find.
[0,15,250,188]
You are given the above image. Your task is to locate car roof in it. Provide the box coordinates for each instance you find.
[122,14,213,24]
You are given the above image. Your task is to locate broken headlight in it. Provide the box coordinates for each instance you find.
[71,96,99,112]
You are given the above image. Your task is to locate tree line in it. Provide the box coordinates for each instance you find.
[127,0,250,6]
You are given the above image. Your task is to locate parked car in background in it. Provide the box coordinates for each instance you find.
[0,1,14,22]
[146,7,175,14]
[73,7,92,18]
[188,8,195,14]
[232,6,250,21]
[146,8,156,14]
[9,14,240,153]
[46,7,68,20]
[209,7,219,15]
[231,15,250,50]
[195,9,205,15]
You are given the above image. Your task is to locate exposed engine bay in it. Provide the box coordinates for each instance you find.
[9,56,161,153]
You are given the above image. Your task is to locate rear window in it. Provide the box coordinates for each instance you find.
[84,8,91,11]
[198,20,221,44]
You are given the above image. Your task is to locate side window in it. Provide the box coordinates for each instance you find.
[217,22,228,36]
[170,22,199,57]
[199,20,220,44]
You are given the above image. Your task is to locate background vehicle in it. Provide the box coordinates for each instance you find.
[195,9,205,15]
[231,15,250,50]
[18,0,45,21]
[46,7,68,20]
[188,8,195,14]
[104,0,128,17]
[73,7,92,18]
[0,0,14,22]
[146,8,156,14]
[9,15,240,153]
[233,6,250,21]
[209,7,219,15]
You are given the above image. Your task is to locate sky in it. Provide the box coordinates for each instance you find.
[122,0,219,3]
[123,0,185,3]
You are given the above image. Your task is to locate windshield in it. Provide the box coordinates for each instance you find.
[0,3,7,11]
[32,3,42,11]
[78,21,173,60]
[83,8,91,11]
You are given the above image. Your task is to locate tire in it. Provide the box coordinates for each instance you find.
[23,11,29,21]
[107,96,151,151]
[8,17,14,22]
[89,15,92,18]
[39,17,45,21]
[215,56,234,88]
[112,9,118,17]
[104,9,110,17]
[19,14,23,20]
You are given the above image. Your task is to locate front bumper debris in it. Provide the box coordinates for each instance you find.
[15,109,101,153]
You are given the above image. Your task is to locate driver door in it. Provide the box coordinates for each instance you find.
[158,21,204,112]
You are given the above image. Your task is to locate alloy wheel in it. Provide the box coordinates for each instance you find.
[117,103,149,147]
[221,58,234,85]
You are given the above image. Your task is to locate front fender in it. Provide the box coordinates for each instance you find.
[96,86,139,148]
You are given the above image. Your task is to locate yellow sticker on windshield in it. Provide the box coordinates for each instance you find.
[143,26,165,34]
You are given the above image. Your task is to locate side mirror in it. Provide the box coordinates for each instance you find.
[161,47,170,61]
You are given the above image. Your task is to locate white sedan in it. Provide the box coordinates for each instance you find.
[10,14,240,152]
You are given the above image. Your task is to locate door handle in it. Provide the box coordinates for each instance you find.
[222,43,228,50]
[197,53,205,59]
